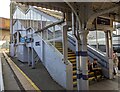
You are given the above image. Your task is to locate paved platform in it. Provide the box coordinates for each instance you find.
[0,53,20,90]
[8,53,65,90]
[2,51,120,91]
[90,77,119,90]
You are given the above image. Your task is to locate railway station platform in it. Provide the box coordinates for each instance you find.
[0,50,120,91]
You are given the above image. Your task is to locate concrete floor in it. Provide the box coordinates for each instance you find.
[11,56,120,91]
[2,52,120,91]
[1,53,21,90]
[10,56,65,90]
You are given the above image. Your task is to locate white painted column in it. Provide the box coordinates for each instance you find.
[105,30,113,79]
[31,10,35,69]
[62,25,68,64]
[72,12,75,35]
[108,30,113,79]
[79,30,89,90]
[40,15,44,63]
[10,2,13,43]
[76,38,82,90]
[105,31,109,57]
[53,26,55,46]
[17,31,19,45]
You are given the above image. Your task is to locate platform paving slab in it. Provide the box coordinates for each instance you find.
[10,56,65,90]
[0,53,20,90]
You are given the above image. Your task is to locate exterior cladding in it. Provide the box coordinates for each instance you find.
[0,17,10,30]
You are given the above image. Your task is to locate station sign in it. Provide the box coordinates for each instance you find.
[20,37,25,43]
[97,17,110,25]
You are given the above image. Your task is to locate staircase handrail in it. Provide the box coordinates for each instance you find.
[35,19,65,33]
[68,33,106,57]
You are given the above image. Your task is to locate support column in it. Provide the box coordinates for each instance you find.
[72,13,82,90]
[53,26,55,46]
[108,30,113,79]
[105,31,109,57]
[17,31,19,45]
[31,11,35,69]
[40,15,44,63]
[105,30,113,79]
[76,39,82,90]
[28,47,30,66]
[10,2,13,43]
[79,30,89,90]
[62,25,68,64]
[31,44,35,68]
[72,12,76,35]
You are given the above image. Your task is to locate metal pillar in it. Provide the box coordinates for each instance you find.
[10,1,13,43]
[72,12,82,90]
[17,31,19,44]
[72,12,75,35]
[76,39,82,90]
[105,31,109,57]
[31,9,35,69]
[30,7,35,69]
[79,31,89,90]
[40,15,44,63]
[53,26,55,46]
[108,31,113,58]
[62,25,68,64]
[108,30,113,79]
[96,30,99,49]
[105,30,113,79]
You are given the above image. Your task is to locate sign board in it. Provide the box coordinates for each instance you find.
[20,37,25,43]
[97,17,110,25]
[35,41,40,46]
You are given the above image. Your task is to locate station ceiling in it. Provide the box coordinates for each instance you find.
[12,1,120,22]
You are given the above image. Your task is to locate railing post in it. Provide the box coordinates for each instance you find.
[53,26,55,46]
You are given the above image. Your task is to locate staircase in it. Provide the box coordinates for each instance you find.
[55,42,103,89]
[55,42,77,88]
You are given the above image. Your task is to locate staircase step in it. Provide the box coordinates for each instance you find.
[72,62,76,66]
[73,81,77,87]
[73,70,76,75]
[69,59,76,62]
[57,48,63,50]
[68,56,76,59]
[68,54,76,57]
[88,72,94,75]
[88,76,95,81]
[68,52,74,54]
[73,75,77,80]
[58,49,63,52]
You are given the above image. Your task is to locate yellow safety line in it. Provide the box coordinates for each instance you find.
[3,51,41,92]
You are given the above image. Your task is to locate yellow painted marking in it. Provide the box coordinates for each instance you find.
[70,59,76,62]
[73,81,77,85]
[73,70,76,74]
[3,51,41,92]
[88,72,94,75]
[73,75,77,79]
[88,77,95,81]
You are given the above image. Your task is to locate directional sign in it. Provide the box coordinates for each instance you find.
[20,37,25,43]
[97,17,110,25]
